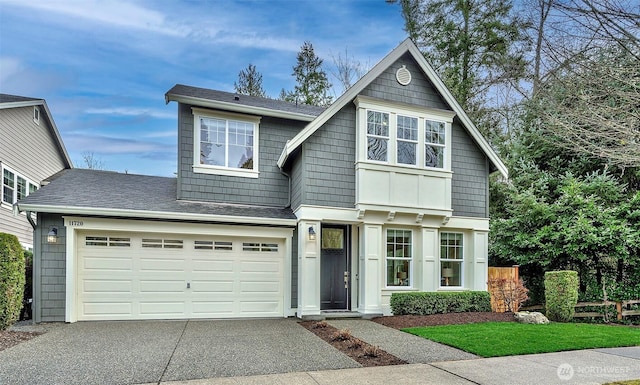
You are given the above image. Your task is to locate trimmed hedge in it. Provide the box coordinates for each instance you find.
[0,233,25,330]
[390,291,492,315]
[545,270,579,322]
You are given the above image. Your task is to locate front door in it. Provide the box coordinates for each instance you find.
[320,224,350,310]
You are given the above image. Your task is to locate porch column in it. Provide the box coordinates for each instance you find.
[297,221,321,317]
[358,223,382,314]
[421,227,438,291]
[472,230,489,291]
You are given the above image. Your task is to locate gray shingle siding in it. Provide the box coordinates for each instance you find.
[301,104,356,208]
[34,213,66,322]
[177,103,306,206]
[290,150,304,211]
[451,120,489,217]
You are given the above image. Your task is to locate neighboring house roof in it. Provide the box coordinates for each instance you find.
[165,84,325,122]
[0,93,73,168]
[17,169,296,225]
[276,38,508,179]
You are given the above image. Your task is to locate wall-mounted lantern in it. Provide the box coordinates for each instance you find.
[308,226,316,241]
[47,227,58,244]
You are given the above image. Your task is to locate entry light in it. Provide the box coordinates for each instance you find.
[308,226,316,241]
[47,227,58,244]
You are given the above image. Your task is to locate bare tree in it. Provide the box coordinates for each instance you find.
[80,152,105,170]
[329,48,369,94]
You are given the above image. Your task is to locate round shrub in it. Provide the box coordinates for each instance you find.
[544,270,579,322]
[0,233,25,330]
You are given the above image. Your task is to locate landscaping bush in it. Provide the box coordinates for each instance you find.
[545,270,579,322]
[0,233,25,330]
[390,291,491,315]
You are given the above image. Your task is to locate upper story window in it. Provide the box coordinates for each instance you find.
[33,107,40,125]
[192,108,261,178]
[2,165,38,206]
[356,96,455,171]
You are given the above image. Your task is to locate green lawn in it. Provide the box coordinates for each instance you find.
[403,322,640,357]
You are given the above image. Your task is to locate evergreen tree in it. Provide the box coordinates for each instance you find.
[289,41,333,107]
[234,64,266,97]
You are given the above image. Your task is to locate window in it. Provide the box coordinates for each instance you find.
[386,229,412,287]
[356,96,454,170]
[1,165,37,206]
[425,120,445,168]
[33,107,40,124]
[85,236,131,247]
[366,110,389,161]
[397,115,418,165]
[193,108,260,178]
[242,242,279,252]
[440,232,463,287]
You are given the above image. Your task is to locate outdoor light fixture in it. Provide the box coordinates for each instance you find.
[308,226,316,241]
[47,227,58,244]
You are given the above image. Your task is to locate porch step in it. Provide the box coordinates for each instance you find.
[322,311,364,320]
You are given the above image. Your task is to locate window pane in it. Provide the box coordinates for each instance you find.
[425,145,444,168]
[200,118,226,166]
[397,116,417,140]
[228,121,254,169]
[425,120,445,144]
[367,111,389,136]
[29,183,38,194]
[397,141,416,165]
[367,137,388,161]
[387,259,410,286]
[441,261,462,286]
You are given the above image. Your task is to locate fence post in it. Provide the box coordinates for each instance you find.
[616,301,623,321]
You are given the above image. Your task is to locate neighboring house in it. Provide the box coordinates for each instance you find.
[0,94,72,249]
[18,39,507,323]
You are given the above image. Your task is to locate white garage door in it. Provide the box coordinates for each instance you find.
[76,232,285,320]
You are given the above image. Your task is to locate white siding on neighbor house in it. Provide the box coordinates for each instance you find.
[0,106,68,245]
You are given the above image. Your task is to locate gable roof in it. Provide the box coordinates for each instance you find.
[17,168,296,225]
[165,84,325,122]
[0,93,73,168]
[276,38,508,179]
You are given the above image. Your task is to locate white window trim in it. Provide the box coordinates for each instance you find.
[33,106,40,125]
[355,96,455,172]
[365,110,390,163]
[439,231,464,289]
[192,107,261,178]
[1,164,38,209]
[385,228,413,289]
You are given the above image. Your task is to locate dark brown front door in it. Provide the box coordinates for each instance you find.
[320,224,350,310]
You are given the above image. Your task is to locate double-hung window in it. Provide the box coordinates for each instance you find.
[425,120,445,168]
[366,110,389,161]
[193,108,260,178]
[386,229,412,287]
[440,232,463,287]
[397,115,418,165]
[1,165,38,206]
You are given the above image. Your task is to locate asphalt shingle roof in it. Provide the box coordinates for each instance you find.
[166,84,326,118]
[0,93,41,104]
[19,169,296,221]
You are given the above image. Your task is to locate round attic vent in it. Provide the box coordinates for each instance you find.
[396,65,412,86]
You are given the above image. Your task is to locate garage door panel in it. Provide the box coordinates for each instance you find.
[78,232,285,320]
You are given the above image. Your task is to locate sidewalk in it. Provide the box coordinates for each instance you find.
[146,347,640,385]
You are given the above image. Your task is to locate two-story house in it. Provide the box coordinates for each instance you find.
[1,94,72,250]
[18,39,507,323]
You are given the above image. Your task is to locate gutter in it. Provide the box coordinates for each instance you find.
[25,211,37,230]
[16,203,297,227]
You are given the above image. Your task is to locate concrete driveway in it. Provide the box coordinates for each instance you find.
[0,319,359,385]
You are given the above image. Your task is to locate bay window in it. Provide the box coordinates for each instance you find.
[386,229,412,287]
[425,120,445,168]
[397,115,418,165]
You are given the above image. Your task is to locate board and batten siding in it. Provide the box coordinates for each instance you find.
[0,106,68,246]
[176,103,306,206]
[34,213,66,323]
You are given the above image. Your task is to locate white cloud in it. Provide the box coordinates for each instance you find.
[0,57,22,85]
[65,133,173,154]
[85,107,174,120]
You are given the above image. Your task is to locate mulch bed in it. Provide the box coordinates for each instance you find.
[372,311,515,329]
[0,330,42,352]
[300,321,407,367]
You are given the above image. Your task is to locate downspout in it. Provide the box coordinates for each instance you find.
[25,209,37,230]
[280,169,292,208]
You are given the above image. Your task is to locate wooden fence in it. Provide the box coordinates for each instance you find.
[488,266,520,313]
[521,300,640,320]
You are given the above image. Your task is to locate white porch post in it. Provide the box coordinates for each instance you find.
[472,230,489,291]
[358,223,382,314]
[421,227,438,291]
[297,221,321,317]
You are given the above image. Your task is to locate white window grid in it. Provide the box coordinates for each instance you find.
[396,115,418,165]
[366,110,389,162]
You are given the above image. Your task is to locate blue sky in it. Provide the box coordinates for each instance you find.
[0,0,407,176]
